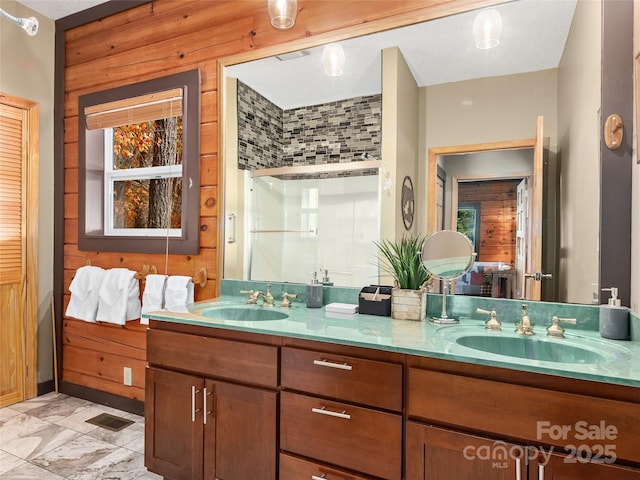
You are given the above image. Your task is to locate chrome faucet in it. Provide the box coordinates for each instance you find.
[260,285,275,307]
[477,308,501,332]
[546,316,577,338]
[515,304,534,335]
[240,289,262,304]
[280,292,298,308]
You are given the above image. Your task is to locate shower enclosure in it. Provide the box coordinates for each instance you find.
[246,163,381,288]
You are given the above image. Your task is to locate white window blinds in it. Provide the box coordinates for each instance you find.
[84,88,183,130]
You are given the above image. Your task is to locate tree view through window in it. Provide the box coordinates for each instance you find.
[108,117,183,234]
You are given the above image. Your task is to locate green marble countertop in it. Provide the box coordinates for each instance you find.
[143,294,640,389]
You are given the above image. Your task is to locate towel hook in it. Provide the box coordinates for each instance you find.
[192,267,207,288]
[135,264,158,280]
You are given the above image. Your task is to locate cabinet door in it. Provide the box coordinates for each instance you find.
[204,379,277,480]
[406,422,524,480]
[532,451,640,479]
[145,367,204,480]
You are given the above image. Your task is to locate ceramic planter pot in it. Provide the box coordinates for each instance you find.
[391,288,426,321]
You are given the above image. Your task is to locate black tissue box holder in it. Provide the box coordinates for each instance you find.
[358,285,393,317]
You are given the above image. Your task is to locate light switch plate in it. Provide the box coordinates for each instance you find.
[123,367,132,386]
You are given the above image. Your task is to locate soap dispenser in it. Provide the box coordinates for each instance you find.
[306,271,323,308]
[320,269,334,286]
[599,287,630,340]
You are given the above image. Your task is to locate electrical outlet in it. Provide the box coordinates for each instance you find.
[123,367,132,386]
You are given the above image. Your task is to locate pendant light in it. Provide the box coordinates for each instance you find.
[473,9,502,49]
[322,43,345,77]
[268,0,297,29]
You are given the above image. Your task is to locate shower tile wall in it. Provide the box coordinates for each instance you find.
[237,81,382,171]
[237,82,283,170]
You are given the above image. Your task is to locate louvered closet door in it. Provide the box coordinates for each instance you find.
[0,102,27,407]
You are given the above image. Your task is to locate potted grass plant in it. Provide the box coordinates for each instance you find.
[375,235,430,321]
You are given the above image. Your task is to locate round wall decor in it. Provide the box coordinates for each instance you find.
[401,175,414,230]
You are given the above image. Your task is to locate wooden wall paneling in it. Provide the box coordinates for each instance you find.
[199,217,218,249]
[200,91,217,123]
[64,143,78,167]
[199,186,217,217]
[64,169,78,194]
[63,328,146,362]
[201,122,218,156]
[63,368,144,401]
[198,60,218,92]
[65,2,234,67]
[64,193,78,219]
[64,218,78,244]
[200,154,218,186]
[65,63,218,118]
[65,19,255,92]
[64,116,78,143]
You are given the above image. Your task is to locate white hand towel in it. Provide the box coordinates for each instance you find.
[65,265,105,322]
[96,268,141,325]
[164,275,194,313]
[141,274,167,324]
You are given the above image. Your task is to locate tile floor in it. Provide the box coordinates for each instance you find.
[0,392,162,479]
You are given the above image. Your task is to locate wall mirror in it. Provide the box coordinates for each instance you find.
[220,0,604,304]
[78,69,201,254]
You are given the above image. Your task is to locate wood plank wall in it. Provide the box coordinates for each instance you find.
[60,0,499,403]
[457,179,519,265]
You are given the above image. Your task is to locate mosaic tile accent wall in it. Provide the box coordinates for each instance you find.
[237,81,283,170]
[237,81,382,174]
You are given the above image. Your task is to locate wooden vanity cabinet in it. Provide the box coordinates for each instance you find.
[406,423,524,479]
[406,361,640,480]
[280,343,404,480]
[145,325,279,480]
[531,451,640,479]
[145,319,640,479]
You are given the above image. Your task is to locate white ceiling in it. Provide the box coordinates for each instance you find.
[16,0,576,110]
[228,0,577,109]
[18,0,107,20]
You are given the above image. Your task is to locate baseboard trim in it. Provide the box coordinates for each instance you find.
[59,381,144,416]
[37,380,55,396]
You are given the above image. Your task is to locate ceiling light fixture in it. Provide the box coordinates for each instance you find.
[268,0,297,29]
[0,7,38,36]
[473,9,502,49]
[322,43,345,77]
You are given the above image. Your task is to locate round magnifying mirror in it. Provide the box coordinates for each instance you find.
[421,230,476,323]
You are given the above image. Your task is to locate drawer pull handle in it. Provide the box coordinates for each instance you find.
[191,386,201,422]
[312,406,351,420]
[515,458,521,480]
[311,475,327,480]
[538,464,544,480]
[313,359,353,371]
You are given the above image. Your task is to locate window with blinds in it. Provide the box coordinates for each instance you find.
[77,69,200,254]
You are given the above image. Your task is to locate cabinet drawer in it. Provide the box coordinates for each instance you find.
[280,453,373,480]
[147,329,278,388]
[280,392,402,480]
[281,346,402,411]
[408,368,640,463]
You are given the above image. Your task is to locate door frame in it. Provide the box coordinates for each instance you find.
[0,93,39,401]
[427,137,538,234]
[427,125,544,300]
